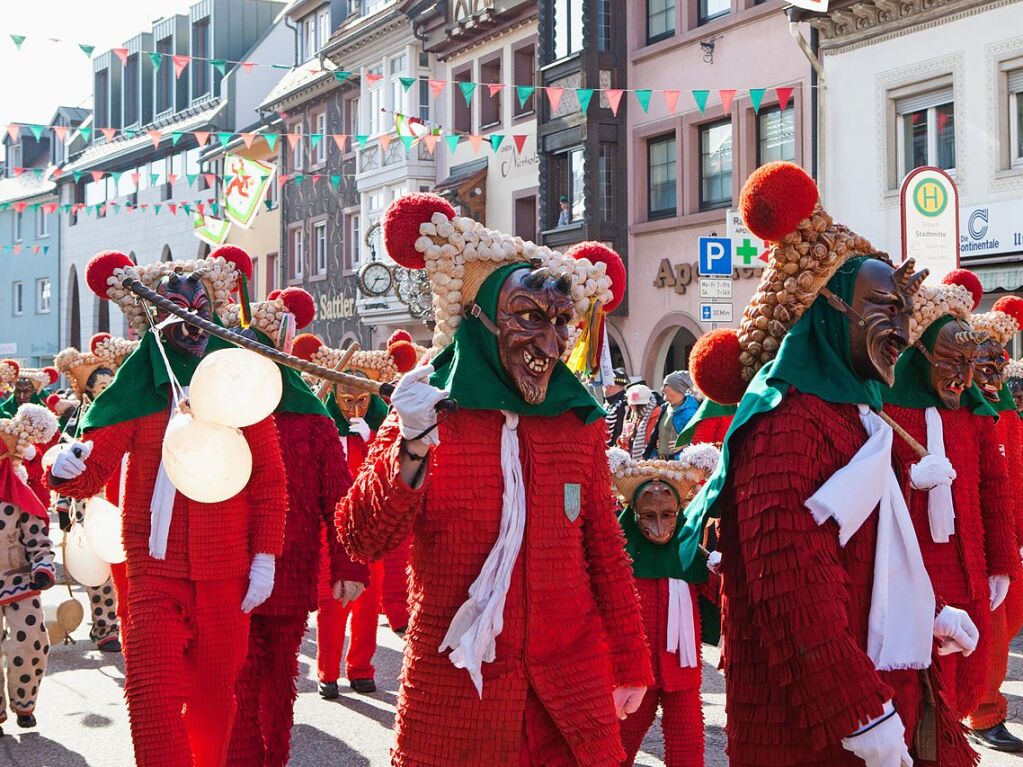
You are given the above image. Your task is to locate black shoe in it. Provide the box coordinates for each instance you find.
[318,682,339,700]
[98,638,122,653]
[0,725,5,737]
[16,714,36,728]
[392,626,408,637]
[350,678,376,694]
[968,722,1023,752]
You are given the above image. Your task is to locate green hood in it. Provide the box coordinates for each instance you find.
[326,391,389,437]
[619,504,707,583]
[675,398,737,448]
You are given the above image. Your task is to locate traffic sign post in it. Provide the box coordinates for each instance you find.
[699,303,734,323]
[699,278,733,300]
[698,237,733,277]
[900,166,959,284]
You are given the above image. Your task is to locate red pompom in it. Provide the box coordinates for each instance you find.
[388,340,419,373]
[46,393,61,412]
[291,333,323,361]
[388,329,413,345]
[278,287,316,329]
[994,295,1023,330]
[267,289,281,300]
[739,162,818,243]
[43,367,59,385]
[690,329,747,405]
[1,359,20,378]
[564,241,627,313]
[89,332,112,354]
[86,250,134,299]
[382,193,456,269]
[210,245,253,281]
[941,269,983,310]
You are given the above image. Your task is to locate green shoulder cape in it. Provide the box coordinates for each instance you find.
[326,392,389,437]
[675,399,738,448]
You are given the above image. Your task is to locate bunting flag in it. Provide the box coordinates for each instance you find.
[546,87,564,112]
[606,90,625,116]
[241,62,255,75]
[489,134,504,152]
[516,86,534,109]
[365,72,383,85]
[423,134,439,155]
[468,134,483,154]
[692,89,709,114]
[634,89,652,113]
[51,125,68,142]
[79,44,95,57]
[330,134,346,152]
[379,133,393,152]
[100,127,116,141]
[28,125,43,141]
[719,89,736,113]
[264,133,279,151]
[749,88,766,113]
[333,71,352,82]
[428,80,446,98]
[487,83,504,98]
[663,90,681,113]
[212,59,227,76]
[240,132,256,149]
[777,86,794,111]
[512,134,528,154]
[217,132,233,147]
[399,76,417,92]
[458,81,477,106]
[147,130,162,149]
[445,134,460,154]
[172,55,190,78]
[148,51,162,70]
[112,48,128,66]
[193,130,210,147]
[10,34,26,50]
[222,153,275,229]
[192,212,231,247]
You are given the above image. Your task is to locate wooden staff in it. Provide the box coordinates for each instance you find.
[878,409,928,458]
[315,342,360,401]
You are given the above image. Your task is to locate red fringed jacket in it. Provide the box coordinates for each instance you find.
[338,409,653,767]
[46,410,288,581]
[717,391,975,767]
[994,413,1023,549]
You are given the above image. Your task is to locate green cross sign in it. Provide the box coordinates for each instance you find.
[736,239,759,266]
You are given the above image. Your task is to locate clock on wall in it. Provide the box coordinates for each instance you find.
[357,261,394,297]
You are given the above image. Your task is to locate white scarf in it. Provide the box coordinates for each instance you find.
[804,406,935,671]
[923,407,956,543]
[666,578,699,668]
[439,411,526,696]
[149,385,187,559]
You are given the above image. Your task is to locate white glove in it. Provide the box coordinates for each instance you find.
[391,365,449,448]
[611,686,647,720]
[933,605,979,656]
[909,455,956,491]
[842,702,913,767]
[22,444,37,461]
[241,553,276,614]
[332,579,366,607]
[348,417,372,442]
[707,550,722,575]
[51,440,93,480]
[989,574,1010,611]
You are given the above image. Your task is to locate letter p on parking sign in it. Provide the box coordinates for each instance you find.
[699,237,732,277]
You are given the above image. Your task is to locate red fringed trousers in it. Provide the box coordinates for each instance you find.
[619,687,704,767]
[968,580,1023,730]
[315,549,381,683]
[123,575,249,767]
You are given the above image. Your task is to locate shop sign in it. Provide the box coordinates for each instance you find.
[726,209,766,268]
[653,259,763,295]
[318,294,357,320]
[959,199,1023,261]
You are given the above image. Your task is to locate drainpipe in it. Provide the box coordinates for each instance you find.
[284,15,298,67]
[786,10,825,183]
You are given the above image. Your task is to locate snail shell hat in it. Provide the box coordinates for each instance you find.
[54,332,138,399]
[903,271,977,345]
[85,245,253,335]
[292,330,424,383]
[220,277,318,351]
[949,266,1023,347]
[1006,358,1023,381]
[16,367,59,394]
[689,162,899,406]
[0,403,58,470]
[381,193,626,350]
[607,443,721,507]
[0,360,19,393]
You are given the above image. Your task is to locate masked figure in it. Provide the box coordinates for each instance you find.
[46,247,288,767]
[882,273,1020,723]
[0,367,59,505]
[0,360,19,400]
[680,163,979,767]
[608,444,720,767]
[338,194,651,766]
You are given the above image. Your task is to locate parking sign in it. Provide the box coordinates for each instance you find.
[698,237,733,277]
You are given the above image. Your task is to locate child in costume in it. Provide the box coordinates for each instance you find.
[679,162,979,767]
[340,195,651,766]
[294,331,421,696]
[1,366,59,505]
[608,444,720,767]
[881,275,1019,720]
[0,403,58,735]
[47,247,288,767]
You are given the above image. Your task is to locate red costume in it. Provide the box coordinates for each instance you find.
[339,412,652,766]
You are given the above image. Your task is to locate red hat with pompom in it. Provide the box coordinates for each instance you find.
[388,329,413,345]
[942,269,983,311]
[387,340,420,373]
[563,241,626,313]
[278,287,316,329]
[0,359,20,392]
[210,245,253,282]
[43,367,59,385]
[383,193,456,270]
[689,329,747,406]
[89,333,112,355]
[86,250,135,299]
[291,333,325,362]
[971,295,1023,347]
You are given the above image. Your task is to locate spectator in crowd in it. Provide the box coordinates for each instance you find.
[657,371,700,458]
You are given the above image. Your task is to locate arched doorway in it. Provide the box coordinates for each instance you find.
[604,320,633,379]
[197,242,210,258]
[660,326,696,380]
[67,265,81,350]
[642,312,703,387]
[96,294,110,334]
[161,244,173,262]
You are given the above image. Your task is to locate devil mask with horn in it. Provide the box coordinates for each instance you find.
[156,271,213,358]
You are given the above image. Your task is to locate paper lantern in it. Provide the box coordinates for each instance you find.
[65,524,111,587]
[84,495,126,564]
[42,442,66,473]
[45,599,85,645]
[161,413,252,503]
[189,348,282,428]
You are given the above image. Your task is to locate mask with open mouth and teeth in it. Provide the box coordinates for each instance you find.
[927,319,985,410]
[972,338,1008,403]
[156,271,212,358]
[495,267,575,405]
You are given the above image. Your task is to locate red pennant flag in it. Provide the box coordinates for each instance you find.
[286,133,301,150]
[196,202,205,216]
[193,131,210,146]
[278,174,289,187]
[168,174,178,186]
[112,48,128,66]
[606,89,625,116]
[168,203,178,214]
[32,245,40,255]
[428,80,446,98]
[130,171,140,186]
[545,87,564,112]
[51,125,68,142]
[719,89,736,113]
[332,134,348,152]
[203,173,216,187]
[13,245,21,255]
[90,171,105,182]
[147,130,162,148]
[487,83,504,98]
[468,134,484,154]
[663,90,681,113]
[7,125,19,142]
[172,55,190,79]
[423,134,439,155]
[50,168,63,180]
[379,133,393,152]
[239,133,255,149]
[44,202,58,214]
[365,72,383,85]
[241,62,255,75]
[513,134,528,154]
[12,167,24,177]
[101,127,117,141]
[776,86,794,111]
[12,202,27,213]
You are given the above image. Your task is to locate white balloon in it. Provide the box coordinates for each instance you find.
[84,496,126,564]
[189,348,282,428]
[161,413,253,504]
[42,442,67,473]
[65,524,111,587]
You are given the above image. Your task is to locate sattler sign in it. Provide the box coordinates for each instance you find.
[900,166,959,283]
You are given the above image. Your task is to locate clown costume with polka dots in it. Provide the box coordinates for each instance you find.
[0,403,59,736]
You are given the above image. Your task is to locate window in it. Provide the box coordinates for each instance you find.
[347,96,361,135]
[36,207,48,238]
[315,112,327,165]
[1011,69,1023,166]
[95,69,109,130]
[192,18,211,99]
[302,15,316,61]
[647,134,676,218]
[553,0,583,60]
[157,36,173,113]
[418,80,431,122]
[292,122,304,171]
[7,143,21,175]
[757,106,796,165]
[266,170,279,209]
[317,7,331,49]
[513,45,535,117]
[313,221,327,275]
[125,55,139,125]
[514,195,537,242]
[251,257,260,298]
[554,147,585,227]
[390,54,407,118]
[14,211,23,241]
[36,278,51,314]
[599,143,615,223]
[12,282,23,316]
[480,57,502,129]
[365,0,388,13]
[896,87,955,177]
[266,253,278,294]
[699,0,729,24]
[290,227,305,279]
[367,65,383,135]
[350,213,362,268]
[453,67,472,134]
[596,0,612,51]
[647,0,675,44]
[700,120,732,210]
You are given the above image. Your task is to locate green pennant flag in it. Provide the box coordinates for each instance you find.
[445,134,460,154]
[634,89,652,113]
[151,173,160,185]
[182,203,191,214]
[692,90,710,114]
[355,134,368,149]
[265,199,273,211]
[264,133,278,151]
[79,126,92,142]
[73,171,83,183]
[399,76,417,92]
[217,132,233,146]
[10,35,26,50]
[329,175,341,188]
[309,133,323,149]
[111,171,123,184]
[490,134,505,152]
[749,88,766,113]
[171,131,183,146]
[79,44,95,57]
[273,64,290,70]
[293,174,305,184]
[223,175,234,187]
[211,59,227,76]
[32,169,43,179]
[516,85,535,109]
[60,204,70,213]
[122,128,137,139]
[576,88,594,113]
[399,135,415,152]
[459,81,477,107]
[149,52,162,70]
[210,201,219,216]
[186,173,197,186]
[153,204,161,215]
[333,71,352,82]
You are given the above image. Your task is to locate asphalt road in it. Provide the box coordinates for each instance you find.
[2,571,1021,766]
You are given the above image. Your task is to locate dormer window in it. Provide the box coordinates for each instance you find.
[156,36,174,114]
[317,6,330,50]
[192,17,210,99]
[125,55,139,125]
[301,14,316,62]
[95,69,110,130]
[7,143,21,176]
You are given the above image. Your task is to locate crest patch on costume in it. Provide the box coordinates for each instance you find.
[564,483,581,522]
